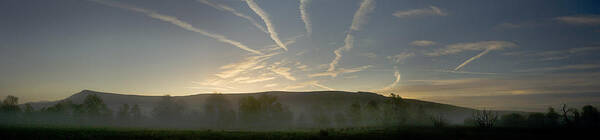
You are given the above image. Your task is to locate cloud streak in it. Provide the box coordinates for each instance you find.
[387,52,415,64]
[197,0,267,33]
[410,40,436,47]
[555,15,600,25]
[454,48,492,71]
[90,0,263,55]
[284,80,334,90]
[299,0,312,37]
[244,0,288,51]
[393,6,447,18]
[216,52,279,78]
[516,64,600,72]
[270,66,296,81]
[381,70,401,91]
[328,0,375,72]
[310,65,372,77]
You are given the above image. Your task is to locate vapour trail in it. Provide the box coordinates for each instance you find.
[454,48,492,71]
[327,0,375,71]
[197,0,268,33]
[299,0,312,37]
[244,0,288,51]
[90,0,263,55]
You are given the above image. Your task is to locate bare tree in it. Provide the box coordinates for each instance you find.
[472,109,498,128]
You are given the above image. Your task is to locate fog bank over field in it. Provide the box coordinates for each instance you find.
[2,90,482,129]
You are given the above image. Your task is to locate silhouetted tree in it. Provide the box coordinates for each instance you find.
[499,113,526,127]
[204,93,235,128]
[472,109,498,128]
[24,103,34,113]
[560,104,579,127]
[238,94,293,127]
[383,93,407,125]
[82,94,112,120]
[545,107,560,127]
[1,95,21,113]
[153,95,185,121]
[581,105,599,128]
[238,96,261,123]
[527,113,546,127]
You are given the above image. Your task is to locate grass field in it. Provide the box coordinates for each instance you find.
[0,125,597,140]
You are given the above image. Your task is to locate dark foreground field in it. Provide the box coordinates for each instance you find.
[0,125,597,140]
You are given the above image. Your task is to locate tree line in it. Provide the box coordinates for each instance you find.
[2,93,599,129]
[465,104,600,128]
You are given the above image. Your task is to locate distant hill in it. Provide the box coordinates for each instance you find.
[25,90,491,124]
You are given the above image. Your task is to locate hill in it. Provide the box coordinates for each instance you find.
[24,90,483,124]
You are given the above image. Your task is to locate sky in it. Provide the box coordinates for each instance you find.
[1,0,600,112]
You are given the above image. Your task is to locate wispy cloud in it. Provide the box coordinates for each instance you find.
[310,65,372,77]
[89,0,263,55]
[216,52,279,78]
[328,0,375,71]
[299,0,312,37]
[555,15,600,25]
[516,64,600,72]
[359,52,377,58]
[387,52,415,64]
[410,40,436,47]
[511,47,600,61]
[426,41,516,56]
[393,6,447,18]
[270,66,296,81]
[262,34,304,52]
[381,70,401,91]
[264,83,278,88]
[240,77,276,83]
[284,80,334,90]
[244,0,287,51]
[430,69,498,75]
[197,0,267,33]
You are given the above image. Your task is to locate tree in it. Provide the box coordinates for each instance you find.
[581,105,599,128]
[545,107,560,127]
[82,94,112,120]
[499,113,526,127]
[153,95,185,121]
[24,103,34,113]
[1,95,21,113]
[560,104,579,127]
[472,110,498,128]
[204,93,235,128]
[527,113,546,127]
[238,94,293,127]
[383,93,407,125]
[238,96,261,123]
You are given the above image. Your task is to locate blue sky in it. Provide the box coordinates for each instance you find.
[1,0,599,111]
